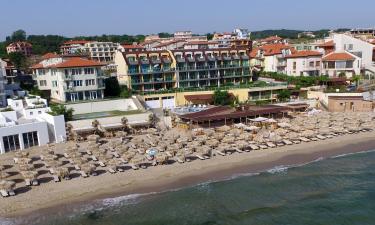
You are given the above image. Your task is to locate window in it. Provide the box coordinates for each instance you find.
[38,111,42,114]
[71,68,82,75]
[84,68,94,74]
[30,111,33,115]
[51,69,57,76]
[293,62,297,70]
[65,69,69,76]
[85,79,95,86]
[38,69,46,75]
[73,80,83,87]
[3,135,20,152]
[316,61,321,67]
[52,81,58,87]
[39,80,47,86]
[309,61,314,67]
[22,131,39,149]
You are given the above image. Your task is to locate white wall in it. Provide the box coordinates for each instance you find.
[0,121,49,154]
[39,113,66,143]
[66,98,138,115]
[307,91,363,107]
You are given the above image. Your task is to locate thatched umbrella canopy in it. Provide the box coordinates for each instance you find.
[213,132,225,140]
[200,146,212,156]
[277,122,291,128]
[72,157,88,166]
[43,154,58,162]
[279,118,291,123]
[0,180,16,191]
[20,171,38,180]
[253,134,266,143]
[318,127,331,135]
[45,159,63,168]
[15,151,29,159]
[285,132,300,140]
[81,164,96,174]
[222,136,235,144]
[122,151,136,161]
[55,167,70,179]
[87,134,100,143]
[301,129,316,138]
[230,129,242,137]
[216,125,231,133]
[268,133,282,143]
[18,163,34,172]
[244,125,260,132]
[274,128,288,137]
[204,129,215,137]
[236,140,248,150]
[155,153,169,164]
[16,157,32,165]
[130,155,144,165]
[289,125,303,132]
[107,158,122,169]
[206,139,219,147]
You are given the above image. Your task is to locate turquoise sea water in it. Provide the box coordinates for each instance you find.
[9,150,375,225]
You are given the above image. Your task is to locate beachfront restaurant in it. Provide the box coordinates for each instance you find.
[178,104,308,128]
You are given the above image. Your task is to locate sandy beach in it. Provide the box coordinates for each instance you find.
[0,130,374,219]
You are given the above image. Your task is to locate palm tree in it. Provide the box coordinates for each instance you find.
[351,74,361,87]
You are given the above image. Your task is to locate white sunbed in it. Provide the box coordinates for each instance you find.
[249,144,259,150]
[266,142,276,148]
[0,190,9,197]
[259,144,268,149]
[283,140,293,145]
[316,135,326,140]
[300,137,311,142]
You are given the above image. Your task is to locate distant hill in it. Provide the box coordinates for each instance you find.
[251,28,350,40]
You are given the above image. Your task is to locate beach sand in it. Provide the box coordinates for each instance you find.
[1,131,375,218]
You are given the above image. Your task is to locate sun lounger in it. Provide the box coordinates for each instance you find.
[80,171,88,178]
[325,135,334,138]
[13,158,18,164]
[300,137,310,142]
[91,156,98,161]
[74,165,80,170]
[53,175,60,182]
[276,142,284,147]
[91,171,98,176]
[310,137,319,141]
[259,144,268,149]
[32,179,39,186]
[292,140,301,144]
[283,140,293,145]
[98,161,106,167]
[0,190,9,197]
[235,148,244,153]
[8,190,15,196]
[63,153,69,158]
[216,150,226,156]
[266,142,276,148]
[316,135,326,140]
[25,179,31,186]
[131,165,139,170]
[117,168,124,172]
[108,168,116,174]
[112,152,120,158]
[49,168,55,174]
[249,144,259,150]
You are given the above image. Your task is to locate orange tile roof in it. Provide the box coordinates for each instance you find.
[322,52,355,61]
[260,44,294,56]
[285,50,322,58]
[7,41,32,48]
[260,36,282,42]
[31,58,103,69]
[318,40,335,47]
[42,52,59,59]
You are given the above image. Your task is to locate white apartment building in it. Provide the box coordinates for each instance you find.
[0,59,6,107]
[285,51,322,76]
[83,41,120,62]
[32,55,106,102]
[0,96,66,154]
[322,52,362,78]
[250,44,294,73]
[330,33,375,75]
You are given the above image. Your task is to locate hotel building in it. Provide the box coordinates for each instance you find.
[83,41,119,62]
[31,54,106,102]
[114,47,252,92]
[6,41,33,56]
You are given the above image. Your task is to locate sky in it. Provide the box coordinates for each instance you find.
[1,0,375,41]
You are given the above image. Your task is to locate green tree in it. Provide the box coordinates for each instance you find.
[338,72,347,78]
[49,104,74,121]
[9,29,27,41]
[212,89,232,105]
[8,52,27,70]
[351,75,361,87]
[104,77,121,97]
[120,85,132,98]
[277,90,291,102]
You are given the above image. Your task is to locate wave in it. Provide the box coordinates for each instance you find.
[331,149,375,159]
[0,218,16,225]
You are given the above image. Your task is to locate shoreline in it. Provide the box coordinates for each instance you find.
[1,131,375,220]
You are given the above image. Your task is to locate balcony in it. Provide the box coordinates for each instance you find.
[223,56,232,61]
[187,57,195,63]
[232,55,240,60]
[207,56,216,61]
[196,57,206,62]
[176,58,186,63]
[241,55,249,60]
[277,62,287,67]
[140,58,150,64]
[151,58,161,64]
[162,58,171,64]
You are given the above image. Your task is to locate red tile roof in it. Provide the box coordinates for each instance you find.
[42,52,59,59]
[7,41,32,48]
[259,44,294,56]
[31,58,103,69]
[318,40,335,47]
[322,52,355,61]
[285,50,322,58]
[259,36,282,42]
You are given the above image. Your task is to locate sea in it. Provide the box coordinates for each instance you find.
[5,150,375,225]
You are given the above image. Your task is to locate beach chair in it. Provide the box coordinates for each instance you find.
[310,137,319,141]
[53,175,60,182]
[32,179,39,186]
[325,135,334,139]
[249,144,259,150]
[316,135,326,140]
[98,161,106,167]
[259,144,268,149]
[25,179,31,186]
[276,142,284,147]
[194,154,205,160]
[91,156,98,161]
[266,142,276,148]
[282,140,293,145]
[0,190,9,197]
[108,168,116,174]
[8,190,15,196]
[216,150,226,156]
[292,140,301,144]
[300,137,310,142]
[80,171,89,178]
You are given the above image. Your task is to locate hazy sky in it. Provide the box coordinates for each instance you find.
[1,0,374,40]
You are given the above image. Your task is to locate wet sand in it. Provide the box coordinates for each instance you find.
[1,131,375,219]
